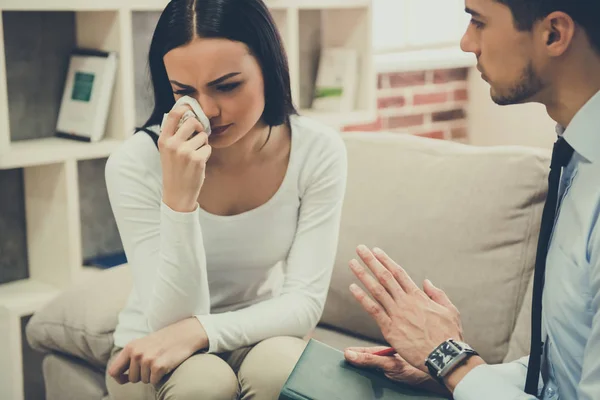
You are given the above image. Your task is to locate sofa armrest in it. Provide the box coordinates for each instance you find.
[26,265,131,368]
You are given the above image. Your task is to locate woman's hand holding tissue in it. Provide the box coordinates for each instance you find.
[159,105,212,213]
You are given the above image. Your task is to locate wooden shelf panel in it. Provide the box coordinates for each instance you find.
[126,0,370,11]
[127,0,169,11]
[0,0,122,11]
[267,0,370,9]
[0,0,370,12]
[0,137,123,169]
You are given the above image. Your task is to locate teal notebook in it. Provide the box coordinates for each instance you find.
[279,339,448,400]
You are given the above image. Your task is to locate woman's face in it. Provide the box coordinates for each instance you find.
[163,37,266,148]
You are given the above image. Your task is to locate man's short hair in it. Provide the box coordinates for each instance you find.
[495,0,600,54]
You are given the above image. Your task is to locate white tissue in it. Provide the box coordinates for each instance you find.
[161,95,212,136]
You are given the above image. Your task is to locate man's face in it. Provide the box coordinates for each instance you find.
[461,0,546,105]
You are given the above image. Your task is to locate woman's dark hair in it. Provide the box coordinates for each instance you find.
[495,0,600,54]
[138,0,297,136]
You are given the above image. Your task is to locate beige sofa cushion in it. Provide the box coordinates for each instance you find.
[26,132,548,369]
[42,353,107,400]
[26,265,132,369]
[321,133,549,364]
[504,272,534,362]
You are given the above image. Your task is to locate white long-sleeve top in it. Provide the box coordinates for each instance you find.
[106,115,347,353]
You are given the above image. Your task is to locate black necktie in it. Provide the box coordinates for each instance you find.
[524,137,574,395]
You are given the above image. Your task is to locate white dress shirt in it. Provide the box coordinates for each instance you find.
[455,90,600,399]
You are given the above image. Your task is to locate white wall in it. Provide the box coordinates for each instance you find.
[373,0,467,52]
[467,67,556,149]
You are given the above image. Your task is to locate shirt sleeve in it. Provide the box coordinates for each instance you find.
[453,357,539,400]
[196,134,348,353]
[577,217,600,399]
[105,141,210,332]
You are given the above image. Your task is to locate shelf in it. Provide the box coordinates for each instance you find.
[375,46,475,74]
[0,3,375,399]
[0,279,59,318]
[119,0,370,11]
[0,0,370,12]
[128,0,169,11]
[0,0,122,11]
[0,137,123,169]
[300,109,377,129]
[265,0,370,9]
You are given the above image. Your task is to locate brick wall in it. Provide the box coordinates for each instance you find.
[343,67,470,142]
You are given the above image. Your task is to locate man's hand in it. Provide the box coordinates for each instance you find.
[344,346,451,397]
[348,245,464,373]
[108,317,208,385]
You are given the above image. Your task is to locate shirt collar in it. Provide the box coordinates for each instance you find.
[558,90,600,163]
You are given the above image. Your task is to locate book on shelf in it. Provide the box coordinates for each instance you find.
[55,48,118,143]
[311,48,359,113]
[83,251,127,269]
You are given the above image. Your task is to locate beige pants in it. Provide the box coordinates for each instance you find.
[105,336,307,400]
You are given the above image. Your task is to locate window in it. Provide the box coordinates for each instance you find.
[373,0,470,53]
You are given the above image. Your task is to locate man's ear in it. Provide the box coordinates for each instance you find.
[547,30,558,45]
[542,12,575,56]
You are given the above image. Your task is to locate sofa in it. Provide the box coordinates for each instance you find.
[26,132,551,399]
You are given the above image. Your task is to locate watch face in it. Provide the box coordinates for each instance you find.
[430,342,461,368]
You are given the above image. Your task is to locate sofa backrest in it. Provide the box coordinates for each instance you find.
[320,132,551,364]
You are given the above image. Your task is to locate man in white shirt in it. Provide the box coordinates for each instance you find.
[343,1,600,399]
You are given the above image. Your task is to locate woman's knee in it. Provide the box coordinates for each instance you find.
[157,353,239,400]
[238,336,307,399]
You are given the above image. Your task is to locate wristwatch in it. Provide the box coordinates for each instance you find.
[425,339,478,384]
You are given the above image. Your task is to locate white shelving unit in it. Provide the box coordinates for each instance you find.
[0,1,374,399]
